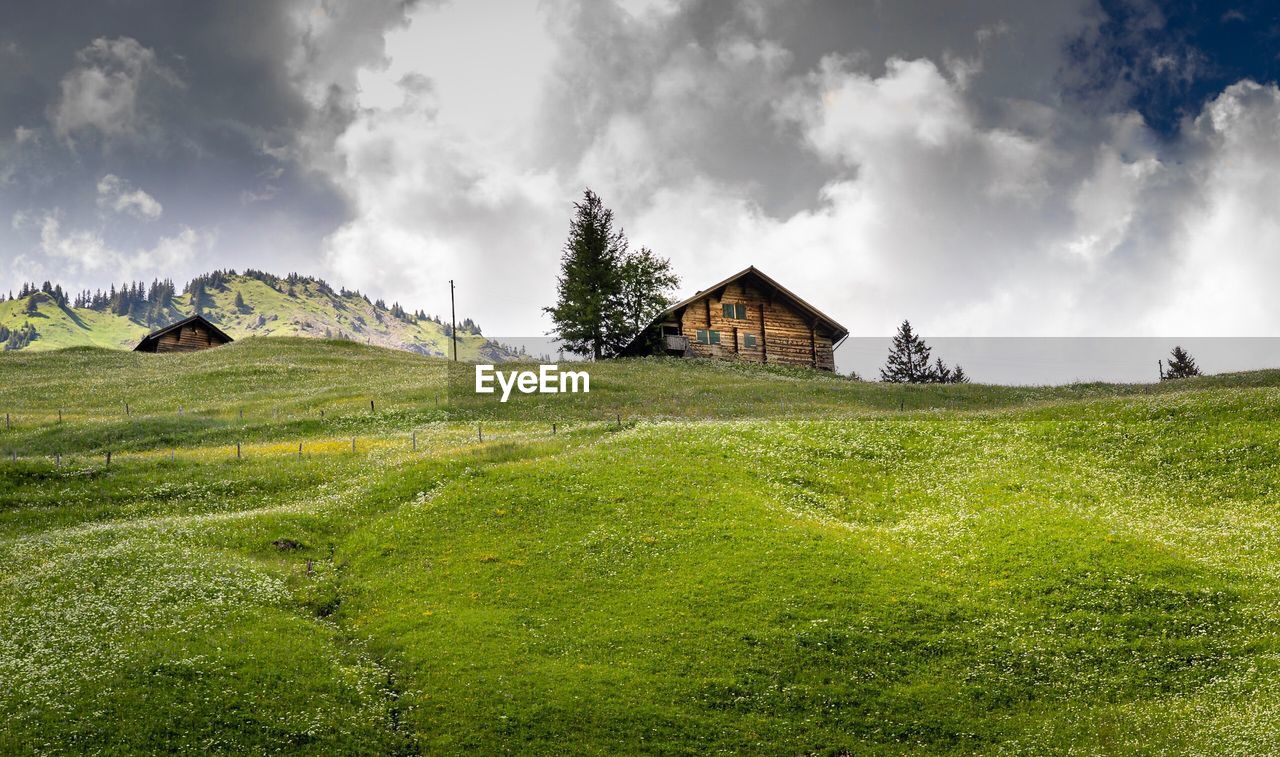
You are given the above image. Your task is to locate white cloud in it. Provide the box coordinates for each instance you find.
[50,37,182,142]
[26,211,208,283]
[321,0,567,330]
[611,56,1280,338]
[96,174,163,220]
[791,57,974,159]
[1140,81,1280,335]
[321,78,566,331]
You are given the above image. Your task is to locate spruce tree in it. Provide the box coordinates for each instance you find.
[545,189,628,359]
[1163,345,1201,380]
[930,357,952,384]
[880,320,933,383]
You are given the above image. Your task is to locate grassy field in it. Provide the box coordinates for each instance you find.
[3,339,1280,753]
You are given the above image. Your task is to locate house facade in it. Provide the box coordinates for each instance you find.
[622,266,848,371]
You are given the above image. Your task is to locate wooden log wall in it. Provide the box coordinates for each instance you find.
[676,278,836,370]
[154,323,220,353]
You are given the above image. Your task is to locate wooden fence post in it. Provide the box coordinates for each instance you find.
[298,442,303,458]
[370,399,375,413]
[239,408,244,420]
[58,409,62,423]
[125,402,130,416]
[106,451,112,467]
[478,423,483,442]
[236,442,242,460]
[351,437,356,454]
[55,453,61,467]
[4,413,9,430]
[412,430,417,451]
[552,422,557,435]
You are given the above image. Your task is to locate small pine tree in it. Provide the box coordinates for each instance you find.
[880,320,933,383]
[930,357,952,384]
[233,291,247,311]
[950,364,969,384]
[1163,346,1201,380]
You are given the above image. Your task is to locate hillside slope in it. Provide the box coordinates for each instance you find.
[4,343,1280,752]
[0,272,514,360]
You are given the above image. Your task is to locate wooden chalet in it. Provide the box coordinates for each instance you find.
[622,266,848,371]
[134,315,233,353]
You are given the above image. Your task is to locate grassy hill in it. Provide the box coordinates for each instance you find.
[3,340,1280,752]
[0,272,513,360]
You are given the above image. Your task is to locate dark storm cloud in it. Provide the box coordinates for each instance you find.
[0,0,416,290]
[536,0,1100,218]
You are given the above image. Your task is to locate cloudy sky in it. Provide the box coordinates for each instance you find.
[2,0,1279,338]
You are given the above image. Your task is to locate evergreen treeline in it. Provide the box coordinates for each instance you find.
[0,322,37,350]
[4,270,484,335]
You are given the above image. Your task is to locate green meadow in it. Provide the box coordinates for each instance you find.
[3,338,1280,753]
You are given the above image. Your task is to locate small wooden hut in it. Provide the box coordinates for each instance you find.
[134,315,233,353]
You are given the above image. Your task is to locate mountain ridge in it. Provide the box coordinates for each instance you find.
[0,270,518,360]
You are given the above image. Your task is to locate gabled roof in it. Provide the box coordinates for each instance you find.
[134,314,234,351]
[636,266,849,345]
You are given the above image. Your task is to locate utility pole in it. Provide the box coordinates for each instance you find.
[450,279,458,362]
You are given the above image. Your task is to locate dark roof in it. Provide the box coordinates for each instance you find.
[133,314,234,351]
[624,266,849,352]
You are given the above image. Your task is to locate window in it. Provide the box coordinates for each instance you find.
[722,302,747,320]
[743,333,758,349]
[696,329,721,345]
